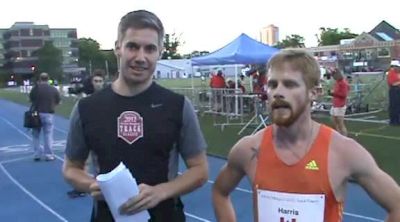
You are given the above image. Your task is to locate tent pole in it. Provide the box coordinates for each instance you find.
[191,64,194,90]
[235,64,238,115]
[191,64,195,108]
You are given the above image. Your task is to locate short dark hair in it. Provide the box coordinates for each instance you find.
[92,69,105,78]
[117,10,164,47]
[39,72,49,81]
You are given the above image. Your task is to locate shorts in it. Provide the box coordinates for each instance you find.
[330,106,346,117]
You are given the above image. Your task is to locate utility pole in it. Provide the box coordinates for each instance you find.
[89,60,92,75]
[105,60,110,80]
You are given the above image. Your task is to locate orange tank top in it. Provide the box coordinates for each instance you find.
[254,125,343,222]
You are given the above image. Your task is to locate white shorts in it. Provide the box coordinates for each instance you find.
[330,106,346,117]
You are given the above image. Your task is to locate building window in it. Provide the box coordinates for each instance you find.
[30,29,33,36]
[377,48,390,58]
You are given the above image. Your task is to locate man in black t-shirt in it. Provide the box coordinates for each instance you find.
[62,10,208,222]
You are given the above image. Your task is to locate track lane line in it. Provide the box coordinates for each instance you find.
[0,163,68,221]
[1,114,384,222]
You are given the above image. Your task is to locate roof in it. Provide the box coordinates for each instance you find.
[369,20,400,41]
[157,61,185,70]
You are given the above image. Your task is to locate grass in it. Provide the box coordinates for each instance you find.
[0,87,77,117]
[1,80,399,183]
[155,78,206,89]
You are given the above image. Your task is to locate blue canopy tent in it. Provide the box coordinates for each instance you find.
[191,33,279,66]
[191,33,279,117]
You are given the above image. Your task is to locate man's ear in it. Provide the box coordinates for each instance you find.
[309,86,318,101]
[114,40,121,58]
[159,45,165,59]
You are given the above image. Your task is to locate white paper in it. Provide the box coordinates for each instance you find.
[96,162,150,222]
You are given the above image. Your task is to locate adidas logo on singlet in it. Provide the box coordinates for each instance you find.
[305,160,319,170]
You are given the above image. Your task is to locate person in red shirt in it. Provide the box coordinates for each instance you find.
[328,68,350,136]
[209,70,226,111]
[209,70,226,88]
[387,61,400,126]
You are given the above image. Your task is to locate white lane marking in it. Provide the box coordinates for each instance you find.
[0,163,68,221]
[1,117,34,141]
[0,140,66,154]
[184,212,212,222]
[1,118,209,222]
[0,156,32,164]
[0,116,68,221]
[182,175,384,221]
[55,127,68,134]
[1,115,383,222]
[343,212,384,222]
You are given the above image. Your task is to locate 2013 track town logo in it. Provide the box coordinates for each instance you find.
[117,111,143,144]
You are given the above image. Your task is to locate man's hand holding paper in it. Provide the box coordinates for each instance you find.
[119,183,167,215]
[88,182,104,200]
[96,162,150,222]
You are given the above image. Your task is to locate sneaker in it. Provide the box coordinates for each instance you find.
[44,155,55,161]
[33,156,41,162]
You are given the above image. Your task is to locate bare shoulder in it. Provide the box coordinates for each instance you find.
[330,131,377,176]
[227,129,265,170]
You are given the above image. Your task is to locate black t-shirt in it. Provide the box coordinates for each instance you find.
[82,76,94,95]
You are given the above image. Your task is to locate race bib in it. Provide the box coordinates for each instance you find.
[257,189,325,222]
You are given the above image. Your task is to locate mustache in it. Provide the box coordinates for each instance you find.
[271,99,291,109]
[129,64,147,69]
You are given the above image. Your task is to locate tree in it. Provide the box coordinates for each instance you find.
[162,33,183,59]
[275,34,305,49]
[78,38,104,74]
[33,42,63,81]
[102,50,118,78]
[317,27,358,46]
[183,50,210,59]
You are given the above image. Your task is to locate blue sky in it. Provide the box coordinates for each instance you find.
[1,0,399,53]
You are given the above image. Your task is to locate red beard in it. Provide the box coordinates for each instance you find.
[270,99,307,127]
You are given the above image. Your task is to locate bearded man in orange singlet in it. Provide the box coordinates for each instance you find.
[212,49,400,222]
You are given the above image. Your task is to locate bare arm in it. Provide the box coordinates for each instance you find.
[212,163,245,222]
[392,80,400,86]
[161,151,208,198]
[348,142,400,222]
[62,155,95,193]
[119,152,208,215]
[212,138,252,222]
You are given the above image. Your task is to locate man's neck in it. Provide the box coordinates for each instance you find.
[274,111,314,144]
[112,78,152,97]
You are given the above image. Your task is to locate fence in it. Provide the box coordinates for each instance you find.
[313,72,389,115]
[171,87,269,133]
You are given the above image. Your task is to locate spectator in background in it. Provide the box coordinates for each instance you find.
[82,69,106,96]
[209,70,226,111]
[387,61,400,126]
[250,66,268,100]
[328,68,350,136]
[29,72,61,161]
[238,74,246,93]
[90,69,106,93]
[66,69,106,198]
